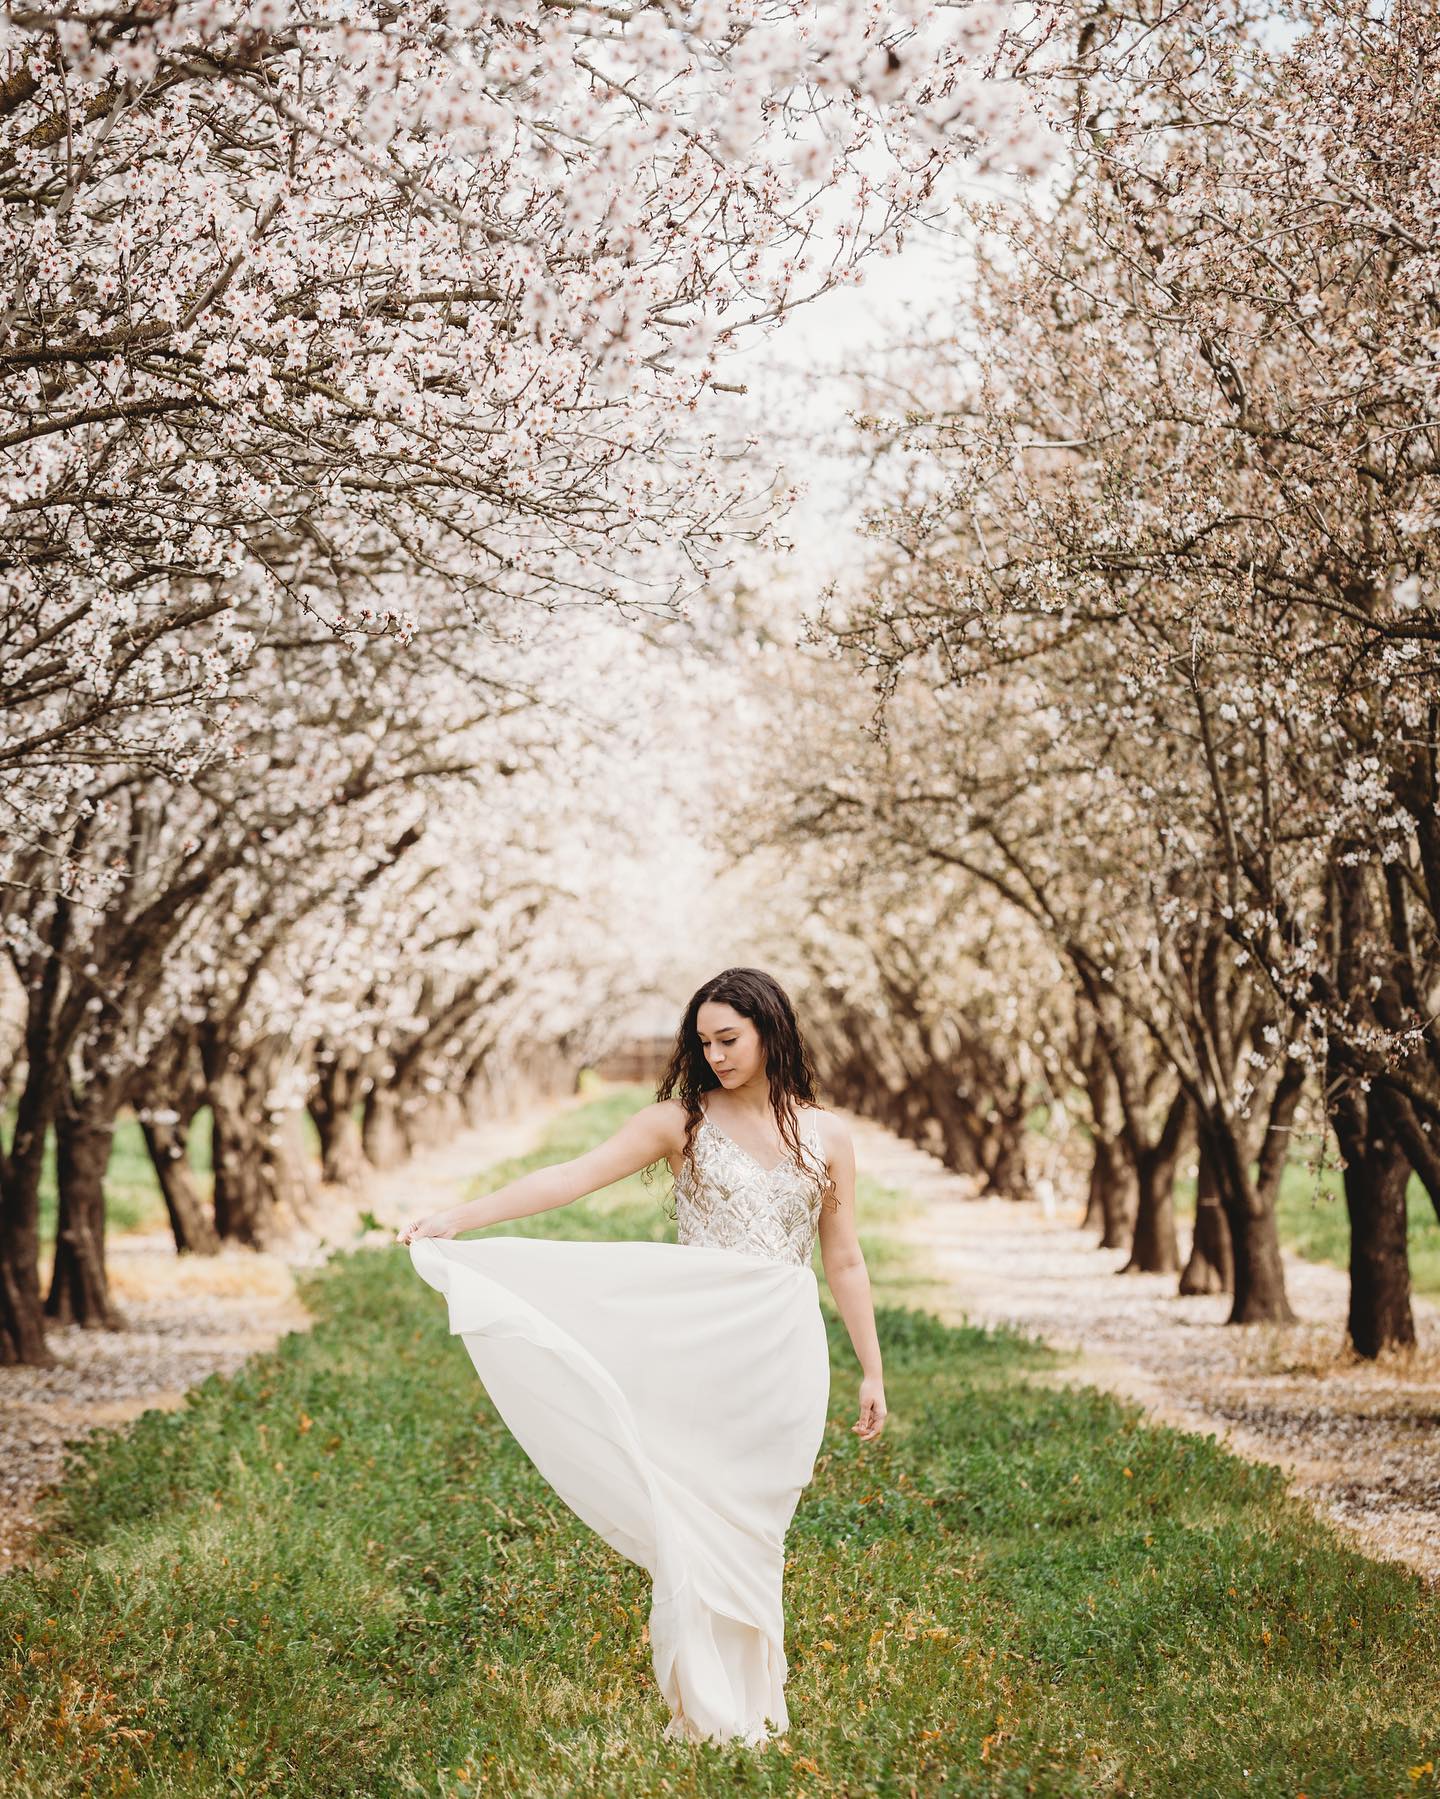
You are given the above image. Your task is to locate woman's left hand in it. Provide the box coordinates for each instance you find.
[854,1375,888,1442]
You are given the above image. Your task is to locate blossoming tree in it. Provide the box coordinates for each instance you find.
[813,0,1437,1351]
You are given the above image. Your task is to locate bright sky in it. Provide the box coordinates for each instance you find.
[725,224,957,570]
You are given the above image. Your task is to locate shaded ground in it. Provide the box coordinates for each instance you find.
[0,1091,590,1574]
[848,1113,1440,1591]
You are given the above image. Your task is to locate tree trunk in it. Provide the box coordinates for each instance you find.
[0,1081,56,1366]
[1124,1155,1182,1275]
[1120,1091,1189,1276]
[316,1103,367,1188]
[1225,1201,1297,1324]
[1081,1034,1133,1246]
[918,1066,987,1180]
[984,1109,1029,1200]
[141,1116,220,1254]
[1081,1147,1102,1233]
[1203,1140,1297,1324]
[1334,1085,1416,1357]
[1087,1130,1134,1248]
[47,1081,124,1328]
[1180,1140,1232,1295]
[209,1069,281,1247]
[1329,856,1416,1352]
[310,1060,371,1188]
[462,1076,497,1129]
[406,1091,464,1151]
[1388,1087,1440,1225]
[362,1086,407,1171]
[201,1026,308,1248]
[1200,1060,1302,1325]
[264,1109,319,1230]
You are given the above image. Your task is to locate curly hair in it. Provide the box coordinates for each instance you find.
[649,966,838,1220]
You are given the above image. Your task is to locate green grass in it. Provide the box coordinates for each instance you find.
[3,1088,1438,1796]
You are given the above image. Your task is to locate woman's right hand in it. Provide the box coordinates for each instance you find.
[396,1209,462,1245]
[854,1375,888,1442]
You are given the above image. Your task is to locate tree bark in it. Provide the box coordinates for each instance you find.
[0,1081,56,1367]
[1387,1087,1440,1225]
[1226,1200,1297,1324]
[141,1115,219,1254]
[47,1080,124,1328]
[208,1066,281,1247]
[1080,1033,1134,1246]
[202,1026,314,1247]
[405,1091,465,1151]
[1328,854,1418,1352]
[1334,1084,1416,1357]
[1124,1161,1181,1275]
[984,1108,1030,1200]
[1087,1129,1134,1249]
[1,942,77,1364]
[264,1109,319,1229]
[923,1085,987,1179]
[362,1086,408,1171]
[310,1062,371,1189]
[1199,1063,1301,1324]
[1180,1139,1232,1296]
[1120,1090,1189,1276]
[316,1102,368,1189]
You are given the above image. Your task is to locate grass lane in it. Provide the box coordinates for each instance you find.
[3,1087,1436,1796]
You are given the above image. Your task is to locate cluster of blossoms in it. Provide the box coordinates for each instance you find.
[0,0,1074,1361]
[1,0,1018,907]
[775,0,1438,1350]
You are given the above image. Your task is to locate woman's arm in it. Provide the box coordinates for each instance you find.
[395,1102,682,1244]
[815,1115,888,1442]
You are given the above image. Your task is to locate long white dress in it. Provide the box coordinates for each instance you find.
[407,1103,831,1748]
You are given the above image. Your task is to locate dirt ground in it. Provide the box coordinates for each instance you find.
[4,1092,1437,1596]
[850,1114,1440,1592]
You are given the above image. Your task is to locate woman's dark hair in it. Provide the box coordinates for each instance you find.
[651,966,837,1218]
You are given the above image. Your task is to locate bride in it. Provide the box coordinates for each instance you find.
[396,966,888,1748]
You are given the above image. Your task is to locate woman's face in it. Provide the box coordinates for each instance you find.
[696,1001,766,1091]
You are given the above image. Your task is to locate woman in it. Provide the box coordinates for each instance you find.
[396,966,888,1748]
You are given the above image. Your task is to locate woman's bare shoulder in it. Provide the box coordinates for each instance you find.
[647,1097,698,1149]
[801,1104,849,1147]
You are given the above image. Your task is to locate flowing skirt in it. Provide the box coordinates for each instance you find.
[408,1234,831,1747]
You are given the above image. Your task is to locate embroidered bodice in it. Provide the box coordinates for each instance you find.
[674,1104,827,1268]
